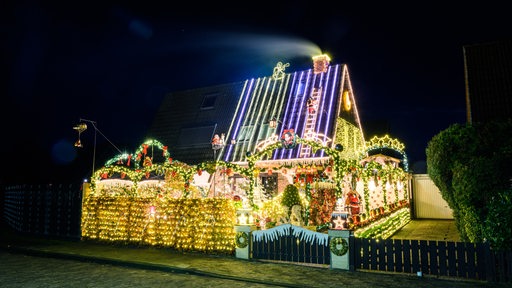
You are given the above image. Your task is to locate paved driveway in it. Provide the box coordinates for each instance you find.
[391,219,460,242]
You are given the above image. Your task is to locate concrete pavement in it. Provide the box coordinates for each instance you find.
[391,219,461,242]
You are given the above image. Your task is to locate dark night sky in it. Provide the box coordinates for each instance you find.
[3,2,511,184]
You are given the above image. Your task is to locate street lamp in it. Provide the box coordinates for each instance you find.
[73,118,122,180]
[269,117,282,129]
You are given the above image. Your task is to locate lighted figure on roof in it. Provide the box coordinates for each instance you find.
[307,97,318,114]
[212,133,225,150]
[272,61,290,80]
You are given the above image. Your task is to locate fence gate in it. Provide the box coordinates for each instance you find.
[251,224,330,265]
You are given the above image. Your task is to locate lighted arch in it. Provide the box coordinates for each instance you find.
[363,135,409,172]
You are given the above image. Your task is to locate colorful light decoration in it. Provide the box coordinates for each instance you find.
[81,197,237,253]
[79,53,415,252]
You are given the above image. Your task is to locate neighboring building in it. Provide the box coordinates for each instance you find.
[147,55,367,166]
[463,39,512,123]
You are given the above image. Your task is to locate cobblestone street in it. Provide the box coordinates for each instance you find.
[0,251,273,288]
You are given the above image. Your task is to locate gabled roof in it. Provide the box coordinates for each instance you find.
[146,56,365,165]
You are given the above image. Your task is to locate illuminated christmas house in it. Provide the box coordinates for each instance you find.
[81,54,411,248]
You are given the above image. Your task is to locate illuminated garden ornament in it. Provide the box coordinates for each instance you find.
[73,123,87,148]
[73,118,123,180]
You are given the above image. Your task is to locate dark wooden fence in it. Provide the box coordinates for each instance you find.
[2,184,82,239]
[251,225,511,282]
[351,237,511,282]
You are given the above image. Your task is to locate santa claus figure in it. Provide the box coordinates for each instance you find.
[345,190,360,215]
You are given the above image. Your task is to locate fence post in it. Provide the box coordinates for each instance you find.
[234,224,255,259]
[328,229,353,270]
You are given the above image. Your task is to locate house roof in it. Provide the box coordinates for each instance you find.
[146,57,365,165]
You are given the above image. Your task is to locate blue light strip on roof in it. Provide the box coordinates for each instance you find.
[225,79,255,161]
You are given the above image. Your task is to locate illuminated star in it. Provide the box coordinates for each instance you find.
[333,216,345,229]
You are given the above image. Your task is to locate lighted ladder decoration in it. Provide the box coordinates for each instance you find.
[300,87,322,157]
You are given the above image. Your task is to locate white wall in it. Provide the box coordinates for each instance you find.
[412,174,454,219]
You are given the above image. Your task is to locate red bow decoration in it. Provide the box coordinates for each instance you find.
[168,157,173,164]
[127,155,132,166]
[101,172,108,179]
[136,153,142,161]
[121,172,126,179]
[162,146,168,156]
[142,144,148,155]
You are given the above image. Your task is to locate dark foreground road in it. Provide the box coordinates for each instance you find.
[0,251,274,288]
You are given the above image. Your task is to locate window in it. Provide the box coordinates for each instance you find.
[201,93,218,110]
[237,125,254,142]
[257,123,273,140]
[260,174,278,199]
[177,125,216,147]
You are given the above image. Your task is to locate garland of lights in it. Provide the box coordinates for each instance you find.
[90,139,196,197]
[133,139,171,169]
[104,153,133,168]
[235,231,249,248]
[362,135,409,172]
[92,137,410,202]
[329,237,348,256]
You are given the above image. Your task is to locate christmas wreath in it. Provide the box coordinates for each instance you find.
[281,129,297,149]
[330,237,348,256]
[235,231,249,248]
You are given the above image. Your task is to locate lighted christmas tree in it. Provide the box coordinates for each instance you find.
[280,184,301,216]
